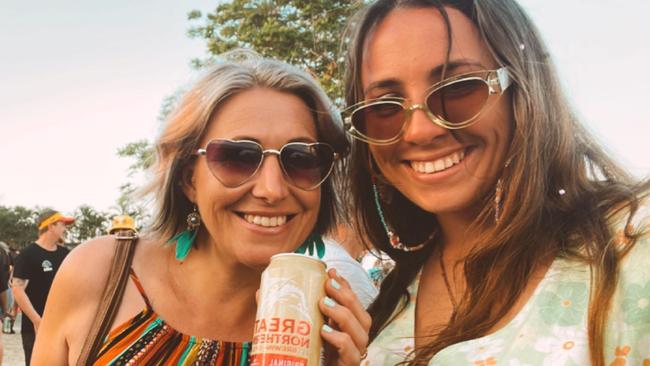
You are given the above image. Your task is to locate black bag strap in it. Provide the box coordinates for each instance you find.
[76,232,138,366]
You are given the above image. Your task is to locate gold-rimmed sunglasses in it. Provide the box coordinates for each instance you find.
[342,67,511,145]
[195,139,339,191]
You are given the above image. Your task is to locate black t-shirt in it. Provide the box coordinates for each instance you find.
[13,243,69,334]
[0,249,10,293]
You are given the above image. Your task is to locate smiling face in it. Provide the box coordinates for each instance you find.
[184,87,321,269]
[361,6,514,223]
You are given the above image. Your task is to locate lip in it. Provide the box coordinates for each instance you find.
[402,147,468,163]
[233,210,296,235]
[402,147,472,182]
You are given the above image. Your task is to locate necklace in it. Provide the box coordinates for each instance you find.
[438,250,458,311]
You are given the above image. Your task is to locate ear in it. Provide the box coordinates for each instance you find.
[181,164,197,204]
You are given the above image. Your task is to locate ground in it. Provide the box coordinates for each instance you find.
[2,314,25,366]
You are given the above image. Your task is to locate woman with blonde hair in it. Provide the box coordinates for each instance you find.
[32,52,370,365]
[342,0,650,364]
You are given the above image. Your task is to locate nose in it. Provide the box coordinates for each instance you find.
[401,105,449,145]
[250,154,290,204]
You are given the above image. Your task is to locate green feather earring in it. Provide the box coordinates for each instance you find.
[169,206,201,262]
[294,232,326,259]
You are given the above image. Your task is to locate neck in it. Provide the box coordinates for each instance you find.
[35,234,59,250]
[435,211,477,262]
[167,239,261,336]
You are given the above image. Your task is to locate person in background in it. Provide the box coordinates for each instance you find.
[12,209,74,365]
[322,235,378,308]
[32,51,370,365]
[107,214,138,238]
[342,0,650,365]
[0,240,13,365]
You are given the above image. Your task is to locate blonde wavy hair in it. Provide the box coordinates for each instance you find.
[144,50,349,243]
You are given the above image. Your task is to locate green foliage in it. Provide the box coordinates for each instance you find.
[187,0,363,103]
[0,206,39,249]
[0,205,112,248]
[110,183,150,232]
[67,205,110,244]
[117,139,155,175]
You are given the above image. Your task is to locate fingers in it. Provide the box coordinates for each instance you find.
[320,323,363,365]
[325,268,372,332]
[319,268,371,364]
[319,296,368,352]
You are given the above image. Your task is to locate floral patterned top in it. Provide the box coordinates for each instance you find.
[364,202,650,366]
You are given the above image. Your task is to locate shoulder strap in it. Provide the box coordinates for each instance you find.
[76,232,138,366]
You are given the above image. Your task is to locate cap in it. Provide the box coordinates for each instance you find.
[108,215,137,234]
[37,209,75,231]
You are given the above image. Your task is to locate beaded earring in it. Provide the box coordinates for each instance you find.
[295,232,326,259]
[371,178,431,252]
[494,158,513,224]
[170,205,201,262]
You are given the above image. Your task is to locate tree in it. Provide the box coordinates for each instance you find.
[0,206,39,249]
[116,1,362,223]
[66,205,110,245]
[187,0,362,102]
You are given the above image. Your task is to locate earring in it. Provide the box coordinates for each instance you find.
[170,205,201,261]
[494,158,512,224]
[371,178,430,252]
[295,232,326,259]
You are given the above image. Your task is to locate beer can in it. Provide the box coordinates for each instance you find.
[251,253,326,366]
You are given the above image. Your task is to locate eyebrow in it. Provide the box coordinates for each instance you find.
[363,59,487,96]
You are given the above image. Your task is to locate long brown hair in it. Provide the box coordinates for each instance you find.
[343,1,649,365]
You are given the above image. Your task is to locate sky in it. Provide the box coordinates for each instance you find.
[1,1,649,215]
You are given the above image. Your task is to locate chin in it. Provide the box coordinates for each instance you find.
[239,249,286,270]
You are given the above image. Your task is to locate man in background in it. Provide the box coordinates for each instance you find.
[12,209,74,365]
[0,241,14,365]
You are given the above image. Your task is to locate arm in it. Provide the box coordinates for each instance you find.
[11,277,41,331]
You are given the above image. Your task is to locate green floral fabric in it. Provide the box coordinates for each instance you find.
[364,202,650,366]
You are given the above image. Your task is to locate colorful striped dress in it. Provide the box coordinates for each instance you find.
[93,270,252,366]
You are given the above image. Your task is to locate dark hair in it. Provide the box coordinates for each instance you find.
[145,50,349,242]
[343,1,649,365]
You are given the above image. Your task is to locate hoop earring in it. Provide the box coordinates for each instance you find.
[170,205,201,262]
[371,178,431,252]
[295,232,326,259]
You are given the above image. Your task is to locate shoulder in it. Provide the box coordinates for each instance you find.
[607,195,650,333]
[53,236,119,301]
[16,243,37,258]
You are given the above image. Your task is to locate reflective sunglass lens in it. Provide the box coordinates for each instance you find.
[427,79,489,125]
[352,102,405,141]
[205,140,262,187]
[281,144,335,190]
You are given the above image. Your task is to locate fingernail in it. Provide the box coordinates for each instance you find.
[322,324,333,333]
[330,278,341,290]
[324,296,336,308]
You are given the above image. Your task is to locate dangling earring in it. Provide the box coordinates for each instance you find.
[295,232,326,259]
[494,158,512,224]
[170,205,201,262]
[371,177,431,252]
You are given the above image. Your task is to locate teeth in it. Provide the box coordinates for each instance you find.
[410,151,465,174]
[244,214,288,227]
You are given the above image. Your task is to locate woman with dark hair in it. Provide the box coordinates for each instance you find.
[342,0,650,364]
[31,51,370,365]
